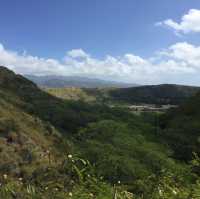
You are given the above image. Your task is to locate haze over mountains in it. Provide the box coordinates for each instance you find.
[25,75,137,88]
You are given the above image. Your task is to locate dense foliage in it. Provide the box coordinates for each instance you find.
[160,92,200,161]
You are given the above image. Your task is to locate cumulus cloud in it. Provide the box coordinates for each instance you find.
[0,42,200,85]
[67,49,89,58]
[160,42,200,70]
[157,9,200,34]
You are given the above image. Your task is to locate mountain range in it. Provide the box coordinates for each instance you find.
[25,75,137,88]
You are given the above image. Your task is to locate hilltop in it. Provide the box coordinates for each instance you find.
[108,84,200,105]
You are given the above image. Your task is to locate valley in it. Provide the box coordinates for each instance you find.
[43,85,197,114]
[0,66,200,198]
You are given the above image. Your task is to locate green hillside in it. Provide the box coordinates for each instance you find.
[160,92,200,161]
[0,66,115,198]
[45,85,200,107]
[0,66,200,198]
[44,87,96,102]
[108,84,200,105]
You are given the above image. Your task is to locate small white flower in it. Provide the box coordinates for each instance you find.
[18,177,23,181]
[117,180,121,184]
[68,154,73,159]
[3,174,7,179]
[172,189,177,195]
[69,192,73,197]
[89,193,94,197]
[158,188,162,196]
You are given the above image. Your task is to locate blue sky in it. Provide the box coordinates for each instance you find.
[1,0,200,85]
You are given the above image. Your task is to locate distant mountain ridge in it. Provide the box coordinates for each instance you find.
[109,84,200,105]
[25,75,137,88]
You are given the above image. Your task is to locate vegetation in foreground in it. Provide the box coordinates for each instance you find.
[0,66,200,198]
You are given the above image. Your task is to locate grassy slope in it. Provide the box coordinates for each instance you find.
[44,87,96,102]
[0,92,62,171]
[0,67,116,198]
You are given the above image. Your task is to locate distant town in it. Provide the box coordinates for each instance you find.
[128,104,178,113]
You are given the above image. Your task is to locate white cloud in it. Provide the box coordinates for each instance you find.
[0,43,200,85]
[67,49,89,58]
[157,9,200,34]
[160,42,200,70]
